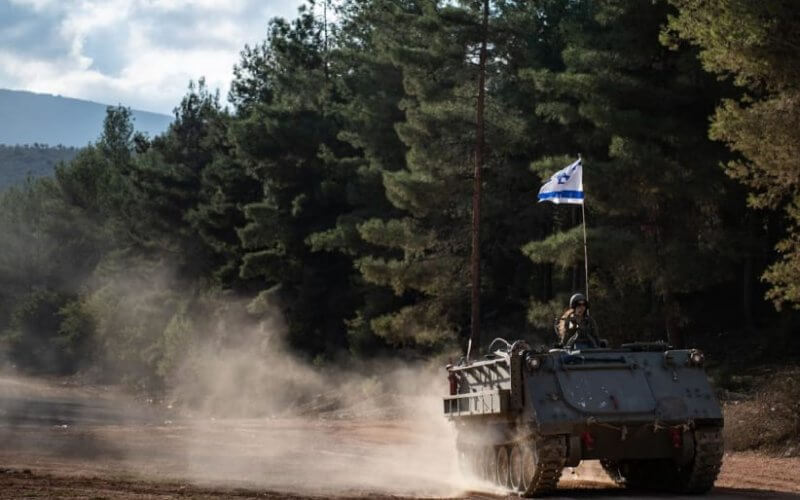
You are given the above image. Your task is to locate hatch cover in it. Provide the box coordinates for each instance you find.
[555,368,656,414]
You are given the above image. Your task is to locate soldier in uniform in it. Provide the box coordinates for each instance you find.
[557,293,601,349]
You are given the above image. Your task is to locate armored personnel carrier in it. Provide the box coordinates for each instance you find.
[443,339,724,496]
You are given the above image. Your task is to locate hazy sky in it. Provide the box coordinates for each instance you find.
[0,0,305,114]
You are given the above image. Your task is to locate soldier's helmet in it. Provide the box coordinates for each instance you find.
[569,293,588,309]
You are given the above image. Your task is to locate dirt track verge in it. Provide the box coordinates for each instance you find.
[2,452,800,500]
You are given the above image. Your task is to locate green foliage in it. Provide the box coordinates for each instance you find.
[1,290,91,374]
[55,299,96,369]
[233,6,361,355]
[343,0,547,350]
[158,303,195,378]
[519,0,746,346]
[370,303,457,349]
[665,0,800,310]
[0,144,79,190]
[0,180,60,294]
[99,106,135,167]
[86,254,181,388]
[131,80,259,284]
[522,226,586,270]
[526,298,562,335]
[0,0,798,387]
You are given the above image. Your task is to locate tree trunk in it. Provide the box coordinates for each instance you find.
[742,214,755,333]
[664,293,684,348]
[469,0,489,358]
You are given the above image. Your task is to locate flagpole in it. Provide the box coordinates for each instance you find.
[581,199,589,301]
[579,154,589,301]
[536,155,590,300]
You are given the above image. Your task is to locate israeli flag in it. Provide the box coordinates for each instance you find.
[537,158,584,205]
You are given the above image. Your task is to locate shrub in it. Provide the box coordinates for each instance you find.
[723,367,800,456]
[1,290,93,374]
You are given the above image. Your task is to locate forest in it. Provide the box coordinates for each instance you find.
[0,144,79,190]
[1,0,798,391]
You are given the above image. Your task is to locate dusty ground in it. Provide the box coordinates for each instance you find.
[1,374,798,499]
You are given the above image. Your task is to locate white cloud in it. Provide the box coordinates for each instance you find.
[0,0,305,113]
[146,0,250,13]
[7,0,59,12]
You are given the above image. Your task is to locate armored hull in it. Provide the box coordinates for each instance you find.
[444,341,724,496]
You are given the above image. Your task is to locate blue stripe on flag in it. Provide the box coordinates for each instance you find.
[538,190,584,200]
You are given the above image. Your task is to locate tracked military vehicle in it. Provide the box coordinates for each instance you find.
[444,339,724,496]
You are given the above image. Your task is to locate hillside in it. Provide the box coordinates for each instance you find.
[0,144,79,190]
[0,89,172,147]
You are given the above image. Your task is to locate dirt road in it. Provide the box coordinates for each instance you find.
[1,374,798,499]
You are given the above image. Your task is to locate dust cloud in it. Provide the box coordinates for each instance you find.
[150,301,469,497]
[0,284,618,497]
[560,463,615,487]
[0,317,469,496]
[0,248,481,498]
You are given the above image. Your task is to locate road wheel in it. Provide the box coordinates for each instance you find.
[496,446,510,488]
[521,436,565,497]
[521,444,535,491]
[509,444,523,491]
[456,445,471,476]
[481,446,494,480]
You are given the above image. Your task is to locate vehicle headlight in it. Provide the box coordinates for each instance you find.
[688,350,705,366]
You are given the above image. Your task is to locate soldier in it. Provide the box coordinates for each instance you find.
[557,293,601,349]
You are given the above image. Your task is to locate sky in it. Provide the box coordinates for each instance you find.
[0,0,305,114]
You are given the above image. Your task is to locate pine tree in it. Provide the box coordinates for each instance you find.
[665,0,800,311]
[350,0,542,350]
[122,81,232,280]
[233,4,360,354]
[521,0,744,346]
[301,0,411,354]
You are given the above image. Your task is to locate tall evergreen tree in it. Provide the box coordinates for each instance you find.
[302,0,411,354]
[232,4,360,355]
[351,0,541,351]
[125,81,237,280]
[521,0,743,347]
[665,0,800,311]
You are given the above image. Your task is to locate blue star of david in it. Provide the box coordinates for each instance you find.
[556,172,571,184]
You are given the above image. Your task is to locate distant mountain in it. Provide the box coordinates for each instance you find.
[0,89,172,147]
